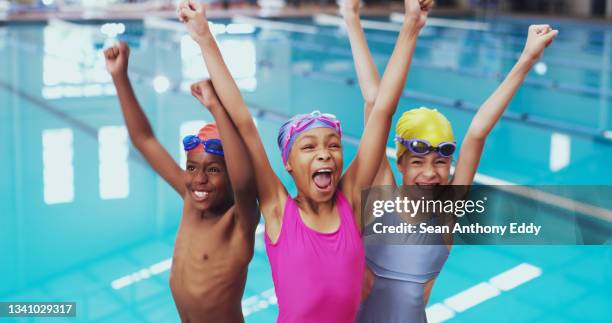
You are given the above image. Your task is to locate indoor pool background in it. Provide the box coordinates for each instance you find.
[1,13,611,322]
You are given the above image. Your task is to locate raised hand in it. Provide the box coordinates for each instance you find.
[104,42,130,77]
[339,0,361,17]
[521,24,559,61]
[176,0,210,42]
[405,0,434,29]
[191,79,222,110]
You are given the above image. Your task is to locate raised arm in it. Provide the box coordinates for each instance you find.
[342,0,431,202]
[191,80,260,229]
[177,1,285,227]
[451,25,558,185]
[341,0,381,116]
[341,0,395,186]
[104,42,184,196]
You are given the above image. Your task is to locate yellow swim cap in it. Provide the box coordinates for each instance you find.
[396,107,455,160]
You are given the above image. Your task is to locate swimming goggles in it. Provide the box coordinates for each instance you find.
[396,137,456,157]
[182,135,224,156]
[282,111,342,164]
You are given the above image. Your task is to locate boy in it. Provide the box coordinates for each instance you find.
[104,42,259,323]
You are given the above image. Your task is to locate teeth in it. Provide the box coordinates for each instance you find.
[194,191,208,198]
[315,168,333,174]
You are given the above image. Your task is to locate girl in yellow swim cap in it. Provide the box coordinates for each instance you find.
[343,0,558,321]
[345,14,557,187]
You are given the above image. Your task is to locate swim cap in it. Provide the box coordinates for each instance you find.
[198,123,220,141]
[395,107,454,160]
[189,123,221,153]
[277,111,342,165]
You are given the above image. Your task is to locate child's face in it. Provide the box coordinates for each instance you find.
[184,151,233,213]
[397,151,451,187]
[286,128,343,202]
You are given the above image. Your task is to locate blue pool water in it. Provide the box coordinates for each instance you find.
[1,14,611,322]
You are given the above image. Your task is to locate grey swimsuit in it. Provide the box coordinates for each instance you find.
[357,213,450,323]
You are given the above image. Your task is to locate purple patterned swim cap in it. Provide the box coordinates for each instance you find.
[277,111,342,165]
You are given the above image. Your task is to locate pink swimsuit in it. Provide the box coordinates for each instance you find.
[265,191,365,323]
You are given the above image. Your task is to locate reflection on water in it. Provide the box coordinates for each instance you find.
[42,23,114,99]
[549,132,571,172]
[152,74,170,94]
[99,125,129,200]
[180,29,258,92]
[42,128,74,204]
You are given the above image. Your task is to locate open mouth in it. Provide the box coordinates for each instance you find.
[415,182,439,189]
[312,168,334,192]
[192,190,210,202]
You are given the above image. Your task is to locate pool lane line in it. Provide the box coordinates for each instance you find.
[0,80,100,138]
[111,223,259,290]
[225,17,612,95]
[287,37,612,102]
[118,17,612,97]
[109,253,277,317]
[237,14,612,71]
[478,14,612,35]
[108,225,267,290]
[5,33,611,143]
[315,13,404,32]
[311,14,611,74]
[384,147,612,223]
[340,13,610,67]
[65,18,612,143]
[242,287,277,317]
[251,10,611,54]
[139,17,612,108]
[388,13,491,31]
[267,58,612,142]
[232,15,319,34]
[390,12,612,45]
[317,12,491,32]
[4,46,611,222]
[108,223,271,313]
[387,145,612,223]
[0,79,152,168]
[426,263,543,322]
[339,18,611,65]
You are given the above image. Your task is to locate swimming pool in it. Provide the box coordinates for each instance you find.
[0,13,610,322]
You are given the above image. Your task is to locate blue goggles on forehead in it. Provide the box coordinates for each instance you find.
[182,135,224,156]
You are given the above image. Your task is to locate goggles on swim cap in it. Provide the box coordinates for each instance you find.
[396,137,456,158]
[182,135,224,156]
[281,111,342,164]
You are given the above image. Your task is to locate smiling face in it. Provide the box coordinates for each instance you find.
[183,150,233,214]
[397,151,452,187]
[285,127,343,202]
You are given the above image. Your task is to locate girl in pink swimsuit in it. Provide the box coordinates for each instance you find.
[176,0,423,320]
[265,164,364,322]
